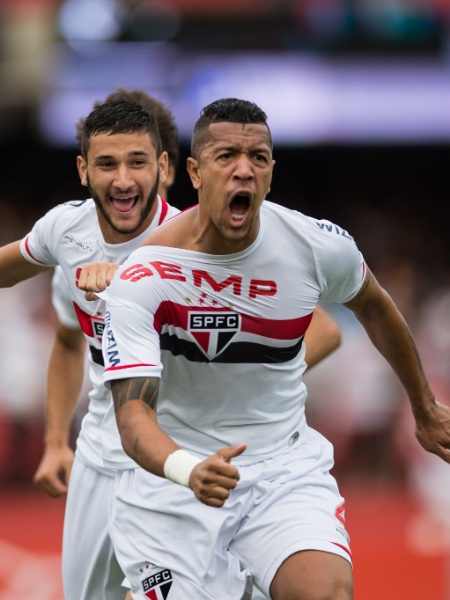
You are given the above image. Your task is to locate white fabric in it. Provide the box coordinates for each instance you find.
[111,428,351,599]
[102,201,365,464]
[101,200,362,595]
[52,266,79,329]
[62,455,124,600]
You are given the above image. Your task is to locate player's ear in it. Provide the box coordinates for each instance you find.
[158,151,169,184]
[165,163,176,189]
[77,155,88,187]
[187,156,201,190]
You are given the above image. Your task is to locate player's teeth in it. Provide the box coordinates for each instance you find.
[231,214,244,221]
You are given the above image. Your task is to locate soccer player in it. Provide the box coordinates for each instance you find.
[33,88,180,500]
[0,98,178,600]
[98,98,450,600]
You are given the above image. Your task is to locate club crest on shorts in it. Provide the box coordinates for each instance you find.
[335,501,346,525]
[188,310,241,360]
[142,567,173,599]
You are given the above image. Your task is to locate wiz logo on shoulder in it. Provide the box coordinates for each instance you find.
[189,311,241,360]
[315,221,353,240]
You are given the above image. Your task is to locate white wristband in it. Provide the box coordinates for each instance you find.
[163,449,201,487]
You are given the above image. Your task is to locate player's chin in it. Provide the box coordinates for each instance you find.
[111,215,144,235]
[223,226,253,246]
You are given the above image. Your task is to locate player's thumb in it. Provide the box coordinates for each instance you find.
[218,443,247,463]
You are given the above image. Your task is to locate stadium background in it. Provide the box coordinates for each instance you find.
[1,1,450,598]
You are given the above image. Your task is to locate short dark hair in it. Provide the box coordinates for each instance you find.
[191,98,272,159]
[76,88,179,169]
[80,99,162,160]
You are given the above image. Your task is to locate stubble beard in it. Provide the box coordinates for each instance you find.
[88,173,160,235]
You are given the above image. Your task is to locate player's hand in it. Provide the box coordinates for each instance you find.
[188,443,247,507]
[33,445,75,498]
[414,400,450,463]
[77,262,119,301]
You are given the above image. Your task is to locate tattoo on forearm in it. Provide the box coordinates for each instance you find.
[111,377,160,412]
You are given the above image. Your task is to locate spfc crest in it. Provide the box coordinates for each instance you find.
[188,310,241,360]
[142,567,173,599]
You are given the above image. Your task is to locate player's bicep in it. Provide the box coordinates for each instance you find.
[344,267,392,322]
[103,298,163,378]
[111,377,160,413]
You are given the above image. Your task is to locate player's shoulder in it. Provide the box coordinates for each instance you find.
[262,200,310,223]
[41,198,95,225]
[105,246,164,307]
[263,201,354,244]
[58,198,96,217]
[110,222,189,296]
[144,204,195,248]
[308,217,356,251]
[261,200,320,237]
[164,201,181,221]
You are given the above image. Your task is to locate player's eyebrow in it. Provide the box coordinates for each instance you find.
[93,150,150,161]
[214,144,271,155]
[128,150,150,157]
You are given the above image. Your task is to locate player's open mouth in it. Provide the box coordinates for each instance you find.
[110,194,139,213]
[230,193,250,222]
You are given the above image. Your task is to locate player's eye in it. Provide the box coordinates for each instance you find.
[253,153,268,163]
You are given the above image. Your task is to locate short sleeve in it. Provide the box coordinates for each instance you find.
[312,219,366,304]
[51,266,80,329]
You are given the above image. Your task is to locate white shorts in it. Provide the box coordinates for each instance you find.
[122,577,268,599]
[62,455,126,600]
[111,427,351,600]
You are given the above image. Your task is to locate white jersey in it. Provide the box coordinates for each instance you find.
[102,201,365,465]
[20,196,179,470]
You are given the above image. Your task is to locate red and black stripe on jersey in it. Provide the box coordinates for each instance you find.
[155,300,313,364]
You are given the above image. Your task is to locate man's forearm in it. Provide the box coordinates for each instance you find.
[353,292,434,411]
[45,331,86,446]
[112,377,180,476]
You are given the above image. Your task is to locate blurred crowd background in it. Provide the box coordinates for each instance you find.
[1,0,450,582]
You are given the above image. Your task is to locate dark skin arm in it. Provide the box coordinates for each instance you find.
[112,377,246,507]
[344,267,450,462]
